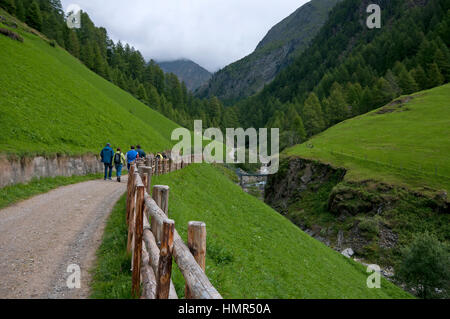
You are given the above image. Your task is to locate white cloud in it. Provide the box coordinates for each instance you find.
[61,0,308,72]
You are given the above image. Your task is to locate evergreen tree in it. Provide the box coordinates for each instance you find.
[434,49,450,82]
[302,93,325,136]
[327,82,349,124]
[147,85,160,109]
[15,0,25,21]
[427,63,444,88]
[411,66,429,90]
[25,0,43,31]
[397,68,418,94]
[0,0,16,15]
[136,83,148,102]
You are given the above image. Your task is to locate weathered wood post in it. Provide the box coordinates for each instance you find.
[143,166,152,193]
[151,185,169,244]
[156,219,175,299]
[153,185,170,216]
[131,183,145,298]
[126,165,136,224]
[185,221,207,299]
[127,173,138,254]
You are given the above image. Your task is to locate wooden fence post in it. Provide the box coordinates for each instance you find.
[127,174,138,254]
[132,184,145,298]
[153,185,169,216]
[156,219,175,299]
[185,221,207,299]
[126,165,135,224]
[143,166,152,193]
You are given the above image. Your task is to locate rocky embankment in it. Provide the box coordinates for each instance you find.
[264,157,449,270]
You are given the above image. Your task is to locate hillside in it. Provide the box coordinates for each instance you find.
[265,85,450,269]
[148,164,410,299]
[158,59,212,91]
[0,10,179,157]
[196,0,341,104]
[285,84,450,192]
[235,0,450,151]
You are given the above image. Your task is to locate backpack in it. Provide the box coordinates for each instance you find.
[114,153,121,164]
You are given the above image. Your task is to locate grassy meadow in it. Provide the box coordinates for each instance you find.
[0,11,179,157]
[286,84,450,192]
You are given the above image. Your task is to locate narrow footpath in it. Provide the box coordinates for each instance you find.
[0,177,127,299]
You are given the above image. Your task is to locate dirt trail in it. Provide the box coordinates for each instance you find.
[0,177,127,299]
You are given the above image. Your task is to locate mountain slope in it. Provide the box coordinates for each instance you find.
[152,164,411,298]
[196,0,341,104]
[158,59,212,91]
[0,10,179,156]
[265,85,450,270]
[286,84,450,194]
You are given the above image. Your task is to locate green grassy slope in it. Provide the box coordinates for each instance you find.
[152,164,411,299]
[0,12,179,156]
[286,84,450,192]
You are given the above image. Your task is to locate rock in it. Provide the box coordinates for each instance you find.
[341,248,354,258]
[301,164,313,184]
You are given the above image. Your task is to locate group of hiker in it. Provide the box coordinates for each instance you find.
[100,143,147,182]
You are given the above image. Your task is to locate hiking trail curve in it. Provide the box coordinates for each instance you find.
[0,177,127,299]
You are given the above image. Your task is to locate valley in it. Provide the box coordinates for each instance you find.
[0,0,449,301]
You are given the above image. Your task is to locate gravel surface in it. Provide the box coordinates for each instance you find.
[0,177,127,299]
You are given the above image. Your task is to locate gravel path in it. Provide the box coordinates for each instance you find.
[0,177,127,299]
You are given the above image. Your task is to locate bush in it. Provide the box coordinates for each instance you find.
[395,232,449,299]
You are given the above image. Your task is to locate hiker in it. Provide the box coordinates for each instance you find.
[136,145,146,159]
[113,148,126,183]
[126,145,138,170]
[100,143,114,180]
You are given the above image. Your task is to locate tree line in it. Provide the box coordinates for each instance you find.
[0,0,240,132]
[231,0,450,150]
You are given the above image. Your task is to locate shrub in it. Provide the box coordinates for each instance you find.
[395,232,449,299]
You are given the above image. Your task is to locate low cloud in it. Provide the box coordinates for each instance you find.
[61,0,307,72]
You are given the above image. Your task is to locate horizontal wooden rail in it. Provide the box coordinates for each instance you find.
[127,156,221,299]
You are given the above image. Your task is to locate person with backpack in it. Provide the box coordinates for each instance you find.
[100,143,114,181]
[136,145,146,159]
[126,145,138,170]
[113,148,127,183]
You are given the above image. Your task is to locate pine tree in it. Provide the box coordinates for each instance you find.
[0,0,16,15]
[15,0,25,21]
[147,85,160,109]
[434,49,450,82]
[397,69,418,94]
[290,113,307,144]
[327,82,349,124]
[137,83,148,102]
[302,92,325,136]
[427,63,444,88]
[25,0,43,31]
[411,66,428,90]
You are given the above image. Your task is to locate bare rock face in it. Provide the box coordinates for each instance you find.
[0,155,103,188]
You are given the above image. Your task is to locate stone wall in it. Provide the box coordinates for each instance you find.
[0,154,104,188]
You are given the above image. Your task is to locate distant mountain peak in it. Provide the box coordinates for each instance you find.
[157,59,212,91]
[196,0,341,104]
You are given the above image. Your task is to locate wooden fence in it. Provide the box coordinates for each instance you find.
[125,153,221,299]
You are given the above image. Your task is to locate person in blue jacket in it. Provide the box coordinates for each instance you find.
[126,145,138,170]
[100,143,114,180]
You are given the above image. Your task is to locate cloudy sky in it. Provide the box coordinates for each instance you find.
[61,0,308,72]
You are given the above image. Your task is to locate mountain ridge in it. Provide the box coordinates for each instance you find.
[158,59,212,91]
[195,0,341,104]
